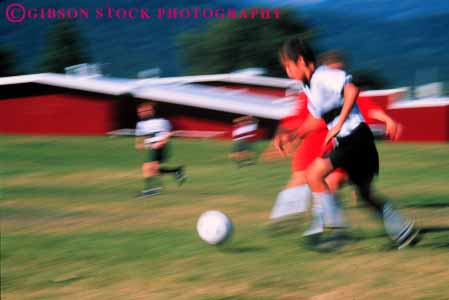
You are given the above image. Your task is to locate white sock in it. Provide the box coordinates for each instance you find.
[302,199,324,236]
[312,192,346,228]
[383,203,413,242]
[270,185,311,220]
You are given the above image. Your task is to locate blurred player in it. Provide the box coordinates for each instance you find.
[135,102,186,197]
[270,51,401,221]
[229,115,258,167]
[275,37,419,249]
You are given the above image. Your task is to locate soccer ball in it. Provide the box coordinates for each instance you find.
[196,210,233,245]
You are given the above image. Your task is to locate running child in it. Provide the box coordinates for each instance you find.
[277,37,419,249]
[270,51,401,221]
[229,115,259,167]
[135,102,186,197]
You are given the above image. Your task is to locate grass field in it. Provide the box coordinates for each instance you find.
[1,135,449,300]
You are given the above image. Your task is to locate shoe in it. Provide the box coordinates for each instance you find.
[397,226,421,250]
[136,187,162,198]
[303,228,350,253]
[303,215,324,237]
[175,167,187,185]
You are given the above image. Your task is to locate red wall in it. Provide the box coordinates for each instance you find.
[0,94,119,135]
[387,105,449,142]
[359,90,405,110]
[170,116,232,133]
[169,115,266,139]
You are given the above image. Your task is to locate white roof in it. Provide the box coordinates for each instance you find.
[0,73,296,119]
[0,73,134,95]
[360,87,408,97]
[0,72,298,90]
[130,73,299,89]
[389,97,449,109]
[37,73,135,95]
[134,84,295,119]
[0,74,45,85]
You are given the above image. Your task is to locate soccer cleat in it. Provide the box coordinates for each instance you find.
[175,167,187,185]
[136,187,162,198]
[303,225,324,237]
[303,228,349,253]
[303,215,324,237]
[397,226,421,250]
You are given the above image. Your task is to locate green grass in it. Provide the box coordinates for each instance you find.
[1,135,449,300]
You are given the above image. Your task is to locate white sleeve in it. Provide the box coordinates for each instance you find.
[163,119,172,132]
[306,80,325,118]
[307,69,352,118]
[135,122,144,136]
[320,69,350,94]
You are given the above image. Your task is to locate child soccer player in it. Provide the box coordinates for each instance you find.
[270,51,401,221]
[277,37,419,249]
[229,115,258,167]
[135,102,186,197]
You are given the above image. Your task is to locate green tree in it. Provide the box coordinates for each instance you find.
[0,46,19,77]
[178,10,314,77]
[40,21,89,73]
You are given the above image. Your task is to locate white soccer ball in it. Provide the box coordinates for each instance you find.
[196,210,233,245]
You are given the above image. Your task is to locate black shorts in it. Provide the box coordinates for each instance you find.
[146,144,170,163]
[329,123,379,186]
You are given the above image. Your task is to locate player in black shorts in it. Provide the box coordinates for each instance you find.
[229,116,258,167]
[278,36,420,249]
[135,102,186,197]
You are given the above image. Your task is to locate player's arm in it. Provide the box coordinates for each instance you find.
[368,109,402,141]
[273,125,298,155]
[135,123,146,150]
[359,97,402,140]
[135,137,146,150]
[151,131,173,149]
[295,114,323,139]
[324,82,360,144]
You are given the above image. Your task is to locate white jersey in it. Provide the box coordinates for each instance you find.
[232,123,258,141]
[136,118,172,144]
[303,65,364,138]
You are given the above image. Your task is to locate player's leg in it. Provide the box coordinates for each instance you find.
[286,171,307,188]
[347,123,416,247]
[157,144,187,185]
[325,168,347,193]
[305,157,346,235]
[269,132,323,221]
[159,165,186,185]
[326,168,359,207]
[139,160,162,197]
[356,180,419,249]
[230,141,244,167]
[244,141,257,165]
[335,123,419,248]
[270,171,311,220]
[159,166,182,174]
[238,141,255,167]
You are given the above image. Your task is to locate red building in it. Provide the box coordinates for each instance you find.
[1,73,448,142]
[0,74,136,135]
[0,73,296,138]
[387,98,449,142]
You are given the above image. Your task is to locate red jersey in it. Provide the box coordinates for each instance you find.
[282,91,385,172]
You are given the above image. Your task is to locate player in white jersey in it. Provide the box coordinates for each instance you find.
[278,37,420,249]
[230,115,258,167]
[135,102,186,197]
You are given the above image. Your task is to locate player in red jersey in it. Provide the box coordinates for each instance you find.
[274,38,419,249]
[270,51,401,221]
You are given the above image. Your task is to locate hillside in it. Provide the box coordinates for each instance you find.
[1,0,448,87]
